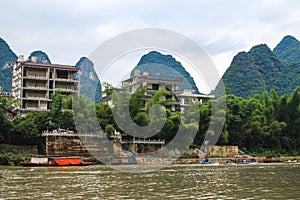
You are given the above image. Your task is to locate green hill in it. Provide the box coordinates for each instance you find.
[75,57,101,103]
[273,35,300,63]
[0,37,17,92]
[214,41,300,98]
[131,51,200,94]
[28,50,51,64]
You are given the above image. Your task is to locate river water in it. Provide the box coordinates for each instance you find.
[1,163,300,199]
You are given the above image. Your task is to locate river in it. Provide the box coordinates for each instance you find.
[1,163,300,199]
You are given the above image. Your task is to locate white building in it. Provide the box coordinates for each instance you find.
[12,56,80,115]
[121,70,214,112]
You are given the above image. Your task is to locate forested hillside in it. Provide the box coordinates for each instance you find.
[131,51,200,94]
[214,37,300,98]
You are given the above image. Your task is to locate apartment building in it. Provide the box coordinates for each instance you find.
[12,56,80,115]
[121,70,214,112]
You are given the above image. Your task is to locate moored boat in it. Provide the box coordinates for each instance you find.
[285,159,298,163]
[224,154,258,165]
[200,158,220,166]
[20,156,95,167]
[200,162,220,166]
[111,156,137,165]
[263,156,283,163]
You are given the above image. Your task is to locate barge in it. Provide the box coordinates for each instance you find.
[20,156,95,166]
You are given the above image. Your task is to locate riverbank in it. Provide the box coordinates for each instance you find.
[174,156,300,164]
[1,143,300,166]
[0,144,37,165]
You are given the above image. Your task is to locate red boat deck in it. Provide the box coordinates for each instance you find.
[20,156,95,167]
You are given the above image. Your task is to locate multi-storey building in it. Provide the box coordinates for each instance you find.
[12,56,80,115]
[121,70,214,112]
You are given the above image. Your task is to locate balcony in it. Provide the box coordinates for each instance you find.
[147,75,183,82]
[55,78,78,82]
[12,86,21,92]
[55,87,77,92]
[22,94,49,100]
[24,86,48,91]
[170,88,184,95]
[23,76,48,80]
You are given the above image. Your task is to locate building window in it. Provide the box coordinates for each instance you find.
[184,98,189,104]
[152,84,159,90]
[166,95,172,100]
[57,71,68,79]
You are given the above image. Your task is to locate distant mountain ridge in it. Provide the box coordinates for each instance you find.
[215,36,300,98]
[131,51,200,94]
[28,50,51,64]
[0,37,17,92]
[75,57,102,103]
[273,35,300,63]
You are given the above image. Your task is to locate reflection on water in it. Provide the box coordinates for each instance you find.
[1,163,300,199]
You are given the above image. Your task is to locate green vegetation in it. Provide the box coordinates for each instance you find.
[99,85,300,155]
[0,144,37,166]
[0,91,76,144]
[0,85,300,160]
[210,87,300,156]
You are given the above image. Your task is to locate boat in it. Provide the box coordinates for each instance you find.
[223,155,258,165]
[200,162,220,166]
[111,156,137,165]
[285,159,298,163]
[223,161,258,165]
[20,156,95,167]
[263,156,283,163]
[200,159,220,166]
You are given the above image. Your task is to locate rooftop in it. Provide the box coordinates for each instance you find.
[122,74,183,84]
[15,61,80,71]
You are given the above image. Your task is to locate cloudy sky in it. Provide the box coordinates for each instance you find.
[1,0,300,91]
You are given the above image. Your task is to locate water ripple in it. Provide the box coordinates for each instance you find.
[0,164,300,199]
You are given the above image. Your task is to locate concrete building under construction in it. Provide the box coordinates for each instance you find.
[12,56,80,115]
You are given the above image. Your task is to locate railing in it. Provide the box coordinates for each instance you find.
[24,86,48,90]
[109,134,122,139]
[55,78,78,82]
[25,75,48,80]
[147,75,183,82]
[41,130,107,138]
[121,138,165,144]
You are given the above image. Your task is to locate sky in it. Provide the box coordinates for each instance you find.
[1,0,300,92]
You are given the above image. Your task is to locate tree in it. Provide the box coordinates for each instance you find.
[102,82,115,97]
[72,95,100,132]
[105,124,115,135]
[133,112,150,127]
[48,91,64,129]
[61,110,76,131]
[13,117,39,140]
[0,95,15,142]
